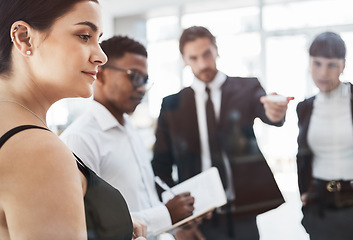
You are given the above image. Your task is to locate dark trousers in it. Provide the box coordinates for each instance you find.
[198,213,259,240]
[302,204,353,240]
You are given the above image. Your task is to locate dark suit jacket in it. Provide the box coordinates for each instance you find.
[296,82,353,195]
[152,76,285,218]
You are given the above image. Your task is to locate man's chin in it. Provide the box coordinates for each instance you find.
[197,76,214,83]
[196,71,217,83]
[127,106,138,115]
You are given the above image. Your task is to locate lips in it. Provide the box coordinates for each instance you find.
[317,80,332,87]
[131,94,144,104]
[132,97,143,102]
[82,70,98,80]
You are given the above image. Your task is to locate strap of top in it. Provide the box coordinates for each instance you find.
[0,125,89,178]
[72,152,89,177]
[0,125,49,148]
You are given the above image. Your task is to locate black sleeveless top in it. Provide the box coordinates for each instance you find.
[0,125,133,240]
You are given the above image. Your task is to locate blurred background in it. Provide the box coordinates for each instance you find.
[48,0,353,239]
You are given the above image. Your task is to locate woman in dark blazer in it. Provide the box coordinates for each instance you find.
[297,32,353,240]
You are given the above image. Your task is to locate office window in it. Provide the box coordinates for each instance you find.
[146,16,182,118]
[257,35,308,166]
[147,39,181,118]
[146,16,179,42]
[216,33,261,78]
[263,0,353,31]
[266,35,309,99]
[182,7,260,34]
[341,32,353,85]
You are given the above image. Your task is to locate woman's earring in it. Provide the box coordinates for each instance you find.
[12,26,19,43]
[26,50,31,55]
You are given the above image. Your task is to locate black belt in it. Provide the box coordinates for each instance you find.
[311,179,353,210]
[313,179,353,192]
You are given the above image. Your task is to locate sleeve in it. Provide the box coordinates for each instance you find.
[131,204,172,238]
[60,131,101,175]
[296,101,313,194]
[152,98,176,189]
[251,77,284,127]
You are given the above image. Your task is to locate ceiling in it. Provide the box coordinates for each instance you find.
[100,0,305,18]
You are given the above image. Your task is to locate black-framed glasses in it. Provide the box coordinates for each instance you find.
[102,65,150,89]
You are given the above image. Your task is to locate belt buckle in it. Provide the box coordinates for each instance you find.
[326,180,341,192]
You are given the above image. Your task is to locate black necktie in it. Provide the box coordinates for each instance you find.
[205,86,227,189]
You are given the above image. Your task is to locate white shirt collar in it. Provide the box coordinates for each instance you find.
[317,81,350,101]
[89,100,126,131]
[191,71,227,93]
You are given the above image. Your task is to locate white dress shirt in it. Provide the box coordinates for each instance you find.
[308,82,353,180]
[190,71,235,200]
[60,100,173,239]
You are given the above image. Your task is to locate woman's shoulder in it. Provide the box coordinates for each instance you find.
[0,126,87,239]
[0,126,80,187]
[297,96,315,111]
[1,126,71,156]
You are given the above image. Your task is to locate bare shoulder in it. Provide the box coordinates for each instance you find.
[0,127,82,199]
[0,128,78,179]
[0,128,86,239]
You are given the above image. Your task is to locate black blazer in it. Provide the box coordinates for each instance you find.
[152,76,285,217]
[296,82,353,195]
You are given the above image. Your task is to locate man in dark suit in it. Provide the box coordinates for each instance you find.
[152,26,291,240]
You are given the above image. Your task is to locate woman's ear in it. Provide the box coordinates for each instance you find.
[11,21,33,57]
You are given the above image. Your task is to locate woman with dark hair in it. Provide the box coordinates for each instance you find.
[297,31,353,239]
[0,0,146,239]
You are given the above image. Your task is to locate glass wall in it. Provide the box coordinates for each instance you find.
[47,0,353,239]
[49,0,353,181]
[142,0,353,167]
[263,0,353,31]
[141,2,353,239]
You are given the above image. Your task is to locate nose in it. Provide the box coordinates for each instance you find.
[90,44,108,66]
[197,58,208,70]
[135,84,147,95]
[319,65,329,77]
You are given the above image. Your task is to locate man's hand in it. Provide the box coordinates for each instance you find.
[132,218,147,240]
[260,93,294,123]
[301,192,309,206]
[179,209,213,231]
[165,192,195,224]
[174,225,205,240]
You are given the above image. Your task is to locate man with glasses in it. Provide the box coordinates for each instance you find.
[60,36,196,240]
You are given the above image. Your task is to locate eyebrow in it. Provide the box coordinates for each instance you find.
[203,49,212,56]
[75,21,98,32]
[75,21,103,37]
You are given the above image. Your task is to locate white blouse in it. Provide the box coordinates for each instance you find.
[308,82,353,180]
